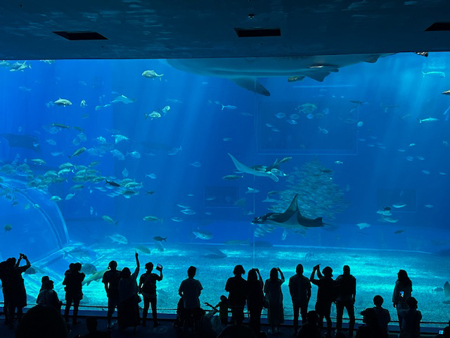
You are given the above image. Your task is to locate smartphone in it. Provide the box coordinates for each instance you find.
[439,330,444,334]
[400,291,404,297]
[157,264,162,269]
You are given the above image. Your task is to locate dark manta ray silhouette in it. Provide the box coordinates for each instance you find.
[252,194,325,229]
[0,133,41,153]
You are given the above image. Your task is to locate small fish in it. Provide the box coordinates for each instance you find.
[422,71,445,78]
[168,146,182,155]
[143,216,163,222]
[394,230,404,234]
[275,112,286,119]
[69,147,86,158]
[145,111,161,120]
[50,196,62,202]
[153,236,167,242]
[318,127,328,134]
[65,193,76,200]
[171,217,183,222]
[357,121,364,128]
[46,139,57,145]
[442,90,450,96]
[422,170,430,175]
[80,99,87,108]
[4,224,12,232]
[222,175,243,180]
[190,161,201,168]
[424,204,434,208]
[111,134,129,144]
[223,138,232,142]
[146,173,157,179]
[180,209,196,215]
[356,223,370,230]
[392,204,407,209]
[417,117,439,123]
[221,104,237,110]
[246,187,259,194]
[334,161,343,164]
[290,114,300,120]
[135,245,151,254]
[127,151,141,159]
[122,168,129,177]
[54,98,72,107]
[192,230,213,240]
[102,215,118,225]
[142,70,164,80]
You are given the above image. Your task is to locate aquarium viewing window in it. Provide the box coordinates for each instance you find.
[0,53,449,326]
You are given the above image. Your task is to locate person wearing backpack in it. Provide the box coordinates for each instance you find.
[335,265,356,337]
[139,262,163,327]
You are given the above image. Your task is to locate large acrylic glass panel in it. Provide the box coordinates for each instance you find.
[0,54,449,324]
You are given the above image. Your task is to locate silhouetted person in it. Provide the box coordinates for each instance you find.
[296,310,324,338]
[289,263,311,334]
[335,265,356,337]
[310,265,335,337]
[205,295,230,328]
[37,279,62,311]
[225,265,247,325]
[400,297,421,338]
[435,322,450,338]
[355,308,385,338]
[179,266,203,331]
[393,269,412,330]
[16,304,68,338]
[117,252,140,331]
[8,253,31,324]
[139,262,163,327]
[264,267,285,335]
[0,259,11,324]
[372,295,390,336]
[40,276,50,291]
[247,268,264,336]
[63,262,85,325]
[79,317,111,338]
[102,260,121,329]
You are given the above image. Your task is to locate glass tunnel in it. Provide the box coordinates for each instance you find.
[0,52,450,324]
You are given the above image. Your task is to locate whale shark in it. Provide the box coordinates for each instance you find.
[228,153,279,182]
[166,54,389,96]
[252,194,325,229]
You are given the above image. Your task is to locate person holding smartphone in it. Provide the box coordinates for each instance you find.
[139,262,163,327]
[392,269,413,331]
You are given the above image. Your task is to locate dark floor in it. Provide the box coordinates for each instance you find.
[0,311,443,338]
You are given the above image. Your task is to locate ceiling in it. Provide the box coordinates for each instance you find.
[1,0,450,60]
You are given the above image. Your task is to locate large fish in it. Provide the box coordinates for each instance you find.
[252,194,325,229]
[228,153,279,182]
[166,54,389,96]
[0,133,41,153]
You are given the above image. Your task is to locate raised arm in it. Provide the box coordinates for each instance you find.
[278,268,285,283]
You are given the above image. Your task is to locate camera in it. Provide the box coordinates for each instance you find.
[157,264,162,270]
[400,291,404,297]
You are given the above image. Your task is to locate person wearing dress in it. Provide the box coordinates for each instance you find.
[264,267,285,334]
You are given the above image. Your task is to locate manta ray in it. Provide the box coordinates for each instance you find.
[228,153,279,182]
[252,194,325,229]
[166,54,389,96]
[0,133,41,153]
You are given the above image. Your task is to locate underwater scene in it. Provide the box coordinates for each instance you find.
[1,53,450,324]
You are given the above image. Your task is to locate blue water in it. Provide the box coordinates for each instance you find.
[1,53,450,323]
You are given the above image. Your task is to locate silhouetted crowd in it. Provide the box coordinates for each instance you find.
[0,252,449,338]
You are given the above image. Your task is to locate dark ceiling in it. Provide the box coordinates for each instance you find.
[1,0,450,60]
